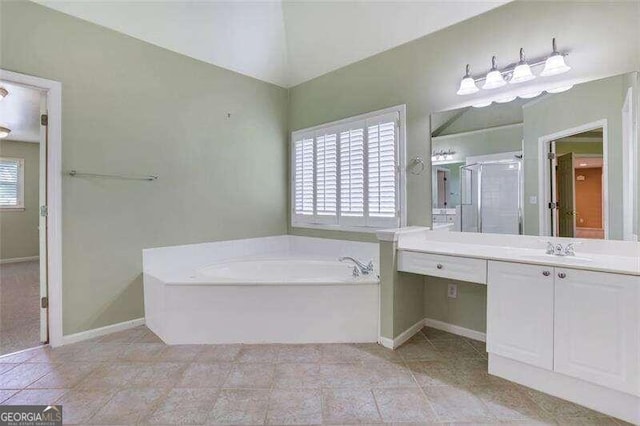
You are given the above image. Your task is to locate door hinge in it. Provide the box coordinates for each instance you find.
[547,152,556,160]
[548,202,558,210]
[40,114,48,126]
[41,297,48,309]
[40,205,48,217]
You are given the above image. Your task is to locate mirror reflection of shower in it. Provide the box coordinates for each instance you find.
[459,154,523,234]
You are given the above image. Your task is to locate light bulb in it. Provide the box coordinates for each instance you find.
[518,90,542,99]
[482,56,506,90]
[0,126,11,138]
[510,48,535,84]
[541,38,571,77]
[472,100,492,108]
[456,64,479,95]
[495,95,516,104]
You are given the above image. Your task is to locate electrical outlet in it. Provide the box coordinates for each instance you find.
[447,283,458,298]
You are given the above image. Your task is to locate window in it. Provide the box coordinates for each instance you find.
[292,105,406,231]
[0,157,24,209]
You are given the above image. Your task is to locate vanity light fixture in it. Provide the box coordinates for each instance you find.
[472,100,492,108]
[0,86,7,101]
[482,56,507,90]
[541,38,571,77]
[456,64,479,95]
[518,90,543,99]
[495,95,517,103]
[547,84,574,94]
[431,149,456,162]
[0,126,11,139]
[510,49,535,84]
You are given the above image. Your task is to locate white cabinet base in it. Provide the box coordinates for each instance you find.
[489,354,640,425]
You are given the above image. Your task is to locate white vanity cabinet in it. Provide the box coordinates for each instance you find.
[487,261,640,397]
[486,261,554,370]
[554,268,640,395]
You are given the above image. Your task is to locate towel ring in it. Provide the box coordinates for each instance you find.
[409,156,425,175]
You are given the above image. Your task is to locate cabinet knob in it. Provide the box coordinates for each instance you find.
[558,272,567,279]
[436,264,444,270]
[542,271,551,277]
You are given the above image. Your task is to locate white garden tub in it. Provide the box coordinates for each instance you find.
[143,235,379,344]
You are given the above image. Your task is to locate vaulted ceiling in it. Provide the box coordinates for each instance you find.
[33,0,510,88]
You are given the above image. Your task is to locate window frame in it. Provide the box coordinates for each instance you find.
[0,157,25,211]
[291,104,407,233]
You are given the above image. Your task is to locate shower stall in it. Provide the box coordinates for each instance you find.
[458,158,523,235]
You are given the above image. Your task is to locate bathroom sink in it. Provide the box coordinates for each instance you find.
[518,254,593,264]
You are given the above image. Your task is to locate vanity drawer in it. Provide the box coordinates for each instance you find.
[397,251,487,284]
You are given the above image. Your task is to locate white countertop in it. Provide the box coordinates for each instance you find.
[388,228,640,277]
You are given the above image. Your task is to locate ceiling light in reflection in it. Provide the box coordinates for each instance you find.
[472,101,492,108]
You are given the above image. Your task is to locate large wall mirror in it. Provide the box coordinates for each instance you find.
[430,72,638,241]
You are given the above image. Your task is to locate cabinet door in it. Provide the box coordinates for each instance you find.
[487,261,554,370]
[554,268,639,395]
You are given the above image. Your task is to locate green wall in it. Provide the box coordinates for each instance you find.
[0,140,40,260]
[288,1,639,336]
[0,1,288,334]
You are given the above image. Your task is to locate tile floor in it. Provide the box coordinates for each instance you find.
[0,260,41,356]
[0,325,630,425]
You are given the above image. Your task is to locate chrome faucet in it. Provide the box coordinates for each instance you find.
[339,257,374,276]
[546,241,576,257]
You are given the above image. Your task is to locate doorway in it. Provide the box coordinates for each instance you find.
[551,128,605,239]
[0,69,62,352]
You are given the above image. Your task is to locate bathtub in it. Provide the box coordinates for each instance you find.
[143,235,379,344]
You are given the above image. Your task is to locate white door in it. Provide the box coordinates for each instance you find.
[555,268,639,395]
[39,95,48,343]
[622,87,637,241]
[487,261,554,370]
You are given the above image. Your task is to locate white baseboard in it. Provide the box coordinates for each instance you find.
[423,318,486,342]
[0,344,48,360]
[0,256,39,265]
[61,318,145,346]
[380,317,486,349]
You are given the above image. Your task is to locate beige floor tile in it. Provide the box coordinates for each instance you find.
[224,363,275,388]
[277,344,321,363]
[525,388,604,418]
[273,363,322,389]
[27,362,99,388]
[321,388,381,424]
[3,388,68,405]
[145,388,219,424]
[421,385,495,423]
[320,363,374,388]
[195,345,241,363]
[266,389,322,425]
[368,361,415,388]
[429,338,483,360]
[75,363,139,389]
[206,388,269,425]
[0,363,17,375]
[396,339,442,362]
[156,345,201,362]
[320,343,368,363]
[88,387,166,424]
[137,330,165,344]
[0,362,56,389]
[54,389,117,425]
[466,337,488,355]
[117,343,165,362]
[0,347,44,363]
[421,326,461,341]
[0,389,17,403]
[354,343,403,363]
[405,361,460,387]
[237,345,280,363]
[176,362,232,388]
[128,362,186,388]
[554,415,621,425]
[473,383,554,422]
[97,326,148,344]
[372,387,437,423]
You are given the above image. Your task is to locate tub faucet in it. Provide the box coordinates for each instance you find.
[339,257,374,275]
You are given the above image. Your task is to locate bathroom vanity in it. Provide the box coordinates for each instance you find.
[379,227,640,424]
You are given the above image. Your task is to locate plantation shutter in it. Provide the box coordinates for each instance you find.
[367,113,399,227]
[339,124,365,225]
[293,135,314,218]
[0,158,21,208]
[315,131,337,223]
